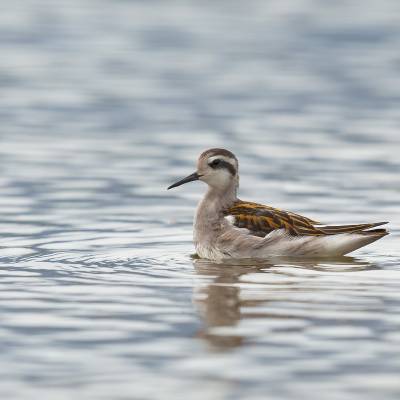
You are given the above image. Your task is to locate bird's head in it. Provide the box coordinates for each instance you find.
[167,148,239,192]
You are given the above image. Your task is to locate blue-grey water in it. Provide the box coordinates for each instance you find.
[1,1,400,399]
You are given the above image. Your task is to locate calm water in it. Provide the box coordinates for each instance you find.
[1,1,400,399]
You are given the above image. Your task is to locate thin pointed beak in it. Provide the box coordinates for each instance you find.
[167,172,201,190]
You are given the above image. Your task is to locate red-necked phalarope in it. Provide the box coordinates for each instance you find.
[168,148,388,261]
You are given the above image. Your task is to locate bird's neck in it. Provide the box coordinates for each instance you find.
[198,184,238,219]
[207,186,237,209]
[194,184,238,248]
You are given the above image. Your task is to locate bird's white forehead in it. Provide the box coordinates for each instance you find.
[207,155,236,165]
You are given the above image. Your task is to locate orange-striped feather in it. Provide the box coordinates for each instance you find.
[225,200,388,238]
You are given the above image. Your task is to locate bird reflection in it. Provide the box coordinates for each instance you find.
[193,256,375,351]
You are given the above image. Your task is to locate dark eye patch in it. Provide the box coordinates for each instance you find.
[209,158,236,175]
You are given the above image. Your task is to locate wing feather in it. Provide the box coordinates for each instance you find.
[225,200,388,238]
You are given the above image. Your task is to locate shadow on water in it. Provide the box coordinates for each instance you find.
[193,256,377,350]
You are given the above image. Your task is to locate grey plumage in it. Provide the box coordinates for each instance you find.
[168,149,388,261]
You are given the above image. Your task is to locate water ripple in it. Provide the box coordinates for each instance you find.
[1,1,400,399]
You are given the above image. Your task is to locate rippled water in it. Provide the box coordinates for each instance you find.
[1,1,400,399]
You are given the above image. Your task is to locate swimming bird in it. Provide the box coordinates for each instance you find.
[168,148,388,261]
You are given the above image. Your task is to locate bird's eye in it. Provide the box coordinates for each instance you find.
[210,159,221,167]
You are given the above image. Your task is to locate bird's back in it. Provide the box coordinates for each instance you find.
[208,200,388,260]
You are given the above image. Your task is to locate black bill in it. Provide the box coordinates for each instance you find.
[167,172,201,190]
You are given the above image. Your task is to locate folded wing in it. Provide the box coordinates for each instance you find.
[225,200,388,238]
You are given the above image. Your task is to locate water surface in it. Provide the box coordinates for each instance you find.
[0,1,400,399]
